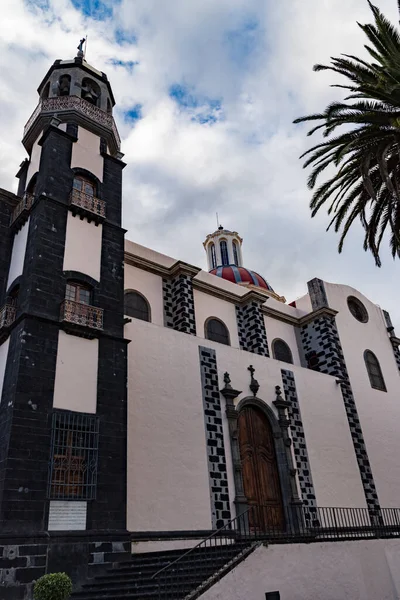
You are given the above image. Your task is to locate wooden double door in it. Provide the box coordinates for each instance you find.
[238,405,284,530]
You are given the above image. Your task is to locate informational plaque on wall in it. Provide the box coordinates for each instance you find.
[48,500,87,531]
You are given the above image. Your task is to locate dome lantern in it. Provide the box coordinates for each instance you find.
[203,226,286,302]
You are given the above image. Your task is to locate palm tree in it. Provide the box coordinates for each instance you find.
[294,1,400,266]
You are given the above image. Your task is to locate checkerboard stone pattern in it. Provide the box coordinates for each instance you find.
[163,274,196,335]
[236,301,269,356]
[199,346,231,529]
[383,310,400,374]
[281,369,316,509]
[301,279,381,514]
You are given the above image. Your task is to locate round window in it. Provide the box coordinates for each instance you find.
[347,296,368,323]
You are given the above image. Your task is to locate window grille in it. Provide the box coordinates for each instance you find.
[124,291,150,322]
[206,318,230,346]
[364,350,386,391]
[272,339,293,364]
[48,412,99,500]
[220,240,229,266]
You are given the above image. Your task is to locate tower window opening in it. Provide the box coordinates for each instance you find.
[220,240,229,266]
[66,282,92,305]
[73,176,95,197]
[42,81,50,99]
[81,78,101,106]
[233,240,239,266]
[58,74,71,97]
[107,98,112,115]
[210,243,217,269]
[364,350,386,391]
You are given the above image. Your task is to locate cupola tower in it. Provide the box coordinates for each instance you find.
[203,226,285,302]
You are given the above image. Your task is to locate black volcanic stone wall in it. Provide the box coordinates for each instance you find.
[199,346,231,529]
[102,155,124,226]
[0,319,58,533]
[91,336,127,531]
[236,300,269,356]
[163,274,196,335]
[0,200,14,304]
[281,369,316,509]
[300,279,380,515]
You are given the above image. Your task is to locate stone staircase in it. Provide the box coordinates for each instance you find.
[71,542,253,599]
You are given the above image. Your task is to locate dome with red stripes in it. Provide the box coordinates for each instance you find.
[209,265,274,292]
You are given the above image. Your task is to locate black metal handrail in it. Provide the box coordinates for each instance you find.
[151,504,400,599]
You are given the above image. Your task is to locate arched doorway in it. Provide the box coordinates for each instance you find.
[238,405,284,530]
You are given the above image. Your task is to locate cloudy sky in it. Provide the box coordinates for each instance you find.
[1,0,399,326]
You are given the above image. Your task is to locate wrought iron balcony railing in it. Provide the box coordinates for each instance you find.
[69,189,106,220]
[151,504,400,598]
[0,301,16,331]
[24,96,121,149]
[60,300,103,331]
[10,193,35,227]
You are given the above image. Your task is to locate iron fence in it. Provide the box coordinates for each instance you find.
[151,504,400,599]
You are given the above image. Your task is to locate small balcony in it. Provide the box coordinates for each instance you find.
[10,193,35,229]
[69,189,106,223]
[60,300,103,338]
[0,301,16,341]
[23,95,121,156]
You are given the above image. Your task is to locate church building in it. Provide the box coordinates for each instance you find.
[1,49,400,600]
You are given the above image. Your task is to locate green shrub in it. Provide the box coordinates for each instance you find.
[33,572,72,600]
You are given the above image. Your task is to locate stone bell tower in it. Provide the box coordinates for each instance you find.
[0,47,129,596]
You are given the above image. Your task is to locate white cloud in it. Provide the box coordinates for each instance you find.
[0,0,399,328]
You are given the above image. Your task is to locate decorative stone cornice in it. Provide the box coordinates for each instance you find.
[124,250,339,326]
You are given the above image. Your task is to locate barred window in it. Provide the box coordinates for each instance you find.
[48,412,99,500]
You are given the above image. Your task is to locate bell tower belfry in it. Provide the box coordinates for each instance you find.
[0,47,129,593]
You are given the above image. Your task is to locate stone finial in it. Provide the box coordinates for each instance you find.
[275,385,282,399]
[223,372,232,389]
[248,365,259,397]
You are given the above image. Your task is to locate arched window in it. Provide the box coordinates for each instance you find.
[210,243,217,269]
[65,281,92,305]
[81,78,101,106]
[220,240,229,266]
[73,175,95,197]
[272,339,293,364]
[124,291,150,322]
[364,350,386,391]
[233,240,239,266]
[205,318,230,346]
[58,75,71,97]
